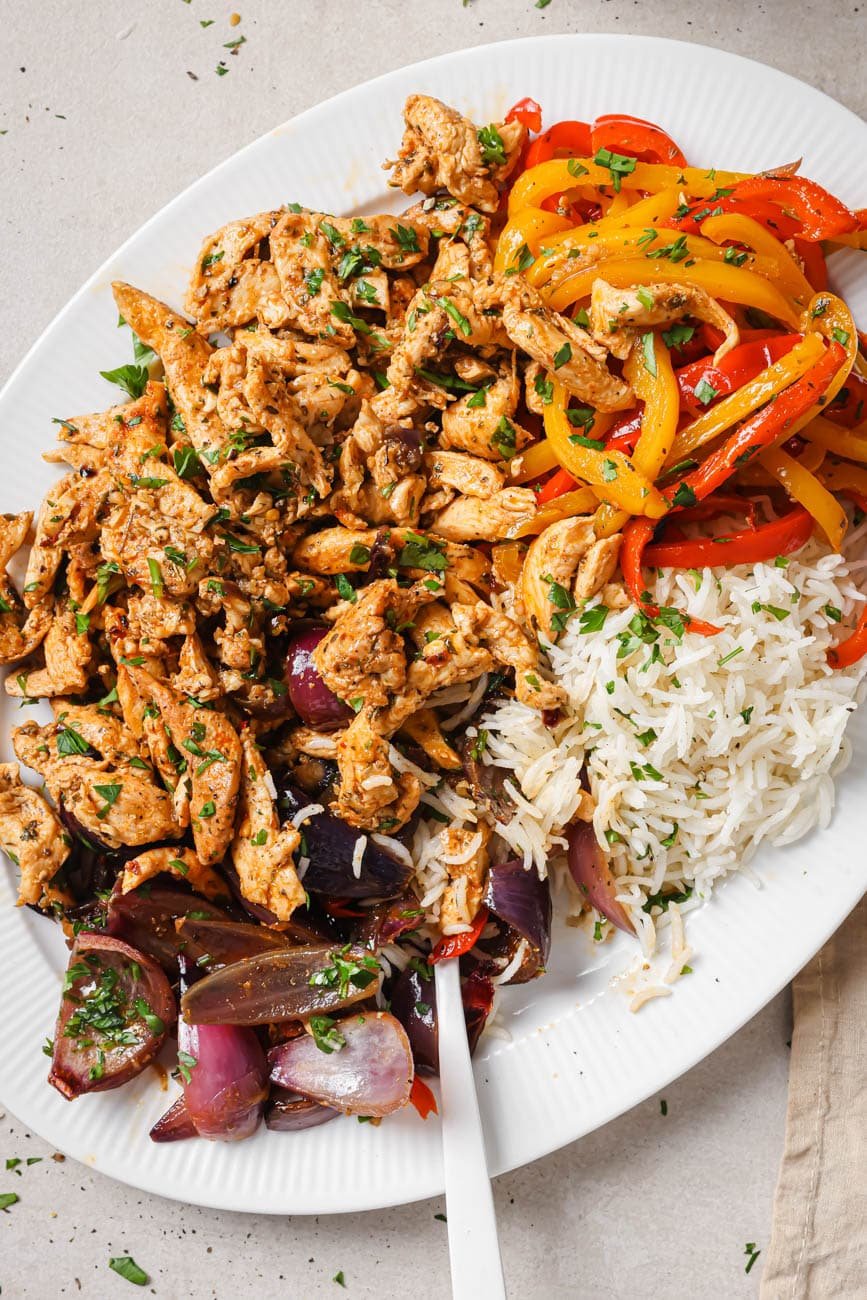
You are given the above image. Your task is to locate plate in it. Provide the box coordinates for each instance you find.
[1,33,866,1215]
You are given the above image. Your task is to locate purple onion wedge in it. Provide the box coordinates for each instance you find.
[107,883,230,972]
[150,1094,198,1143]
[284,626,352,730]
[180,945,379,1026]
[268,1011,413,1116]
[566,822,633,934]
[265,1088,339,1132]
[482,858,552,983]
[390,963,493,1074]
[173,917,293,971]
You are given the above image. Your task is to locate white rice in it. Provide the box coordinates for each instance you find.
[351,834,367,879]
[409,523,867,950]
[290,802,324,829]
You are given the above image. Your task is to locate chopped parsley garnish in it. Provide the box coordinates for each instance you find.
[542,572,577,635]
[310,945,380,999]
[646,234,689,263]
[399,531,448,573]
[303,267,325,296]
[335,574,357,602]
[477,123,507,168]
[593,147,637,192]
[390,223,421,253]
[490,415,517,459]
[672,482,697,508]
[310,1015,346,1054]
[641,331,657,377]
[578,604,609,634]
[662,322,695,349]
[99,364,149,400]
[349,544,371,566]
[534,374,554,405]
[744,1243,761,1275]
[693,377,719,406]
[553,341,572,370]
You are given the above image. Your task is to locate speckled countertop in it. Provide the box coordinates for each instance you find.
[1,2,864,1296]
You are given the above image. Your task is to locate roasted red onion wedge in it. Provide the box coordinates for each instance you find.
[265,1088,339,1132]
[173,917,293,971]
[181,945,380,1026]
[284,626,352,730]
[566,822,634,934]
[390,963,493,1074]
[107,883,230,971]
[149,1094,198,1143]
[268,1011,413,1116]
[49,934,176,1101]
[483,858,552,982]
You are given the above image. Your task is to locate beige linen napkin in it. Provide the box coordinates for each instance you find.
[760,898,867,1299]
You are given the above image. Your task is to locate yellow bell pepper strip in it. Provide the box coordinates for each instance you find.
[494,208,571,276]
[826,229,867,251]
[666,341,846,505]
[508,159,749,217]
[508,438,559,484]
[543,376,668,517]
[699,212,814,304]
[794,293,858,426]
[818,459,867,513]
[545,257,800,329]
[510,487,600,538]
[527,227,774,292]
[800,416,867,464]
[758,445,847,549]
[533,189,684,260]
[665,332,826,467]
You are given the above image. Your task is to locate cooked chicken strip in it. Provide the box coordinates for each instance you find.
[440,363,534,462]
[386,94,525,213]
[231,733,305,922]
[451,601,566,711]
[424,450,506,499]
[501,298,634,412]
[185,210,292,331]
[431,487,537,542]
[333,711,420,832]
[121,846,228,900]
[522,516,600,640]
[5,602,92,698]
[399,708,462,771]
[590,278,739,362]
[439,823,490,931]
[0,763,70,906]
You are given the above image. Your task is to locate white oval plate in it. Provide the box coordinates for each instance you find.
[1,33,866,1215]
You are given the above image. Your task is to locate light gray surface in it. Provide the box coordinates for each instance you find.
[0,1,861,1296]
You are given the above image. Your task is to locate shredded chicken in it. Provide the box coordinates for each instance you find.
[231,733,305,921]
[0,763,70,905]
[590,278,739,362]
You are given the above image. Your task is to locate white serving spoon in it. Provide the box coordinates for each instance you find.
[434,957,506,1300]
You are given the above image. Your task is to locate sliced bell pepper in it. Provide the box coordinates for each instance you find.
[673,495,758,530]
[506,97,543,134]
[793,238,828,292]
[604,408,644,457]
[672,194,801,241]
[800,415,867,464]
[535,465,578,505]
[511,486,599,537]
[430,906,489,964]
[524,120,593,169]
[758,445,847,549]
[509,438,559,484]
[494,206,571,276]
[699,212,813,303]
[824,370,867,429]
[668,341,845,504]
[726,175,859,242]
[676,335,801,414]
[621,516,722,635]
[409,1075,438,1120]
[543,377,668,518]
[818,459,867,513]
[643,506,813,568]
[591,114,687,166]
[508,158,748,217]
[828,607,867,669]
[666,332,826,467]
[545,257,800,330]
[624,332,679,479]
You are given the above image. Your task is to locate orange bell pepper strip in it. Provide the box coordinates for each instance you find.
[510,488,599,538]
[667,341,845,505]
[818,459,867,512]
[590,114,687,167]
[409,1076,438,1120]
[699,212,814,303]
[544,257,800,330]
[505,97,543,134]
[665,332,826,467]
[643,507,814,569]
[725,175,859,242]
[758,445,848,550]
[543,377,668,518]
[800,416,867,464]
[828,607,867,669]
[494,207,571,276]
[620,517,722,636]
[670,193,800,241]
[430,906,489,964]
[528,190,685,273]
[508,158,748,217]
[509,438,559,484]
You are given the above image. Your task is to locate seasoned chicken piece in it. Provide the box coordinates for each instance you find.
[124,667,242,865]
[451,601,566,712]
[114,664,189,822]
[386,95,525,214]
[322,213,431,270]
[112,282,227,463]
[0,512,52,667]
[439,823,490,931]
[431,487,537,542]
[42,382,170,477]
[121,846,228,900]
[313,579,436,711]
[399,708,462,771]
[424,450,505,498]
[289,726,340,759]
[333,711,420,832]
[590,278,739,362]
[98,474,214,601]
[269,212,354,345]
[172,633,221,703]
[5,601,91,698]
[521,516,623,640]
[23,472,112,614]
[185,210,292,331]
[523,361,548,416]
[380,604,494,732]
[12,717,182,851]
[403,198,494,278]
[231,733,305,922]
[0,763,70,906]
[332,401,426,528]
[501,297,633,412]
[440,362,534,462]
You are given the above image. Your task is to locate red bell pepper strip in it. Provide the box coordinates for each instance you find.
[409,1076,438,1120]
[793,237,828,292]
[430,906,489,964]
[676,335,801,413]
[825,370,867,428]
[506,97,543,134]
[671,194,800,241]
[828,606,867,669]
[669,341,845,504]
[644,506,813,569]
[591,113,687,166]
[674,495,759,530]
[323,898,367,918]
[524,119,593,168]
[535,466,578,505]
[621,517,722,636]
[604,408,644,457]
[725,176,859,242]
